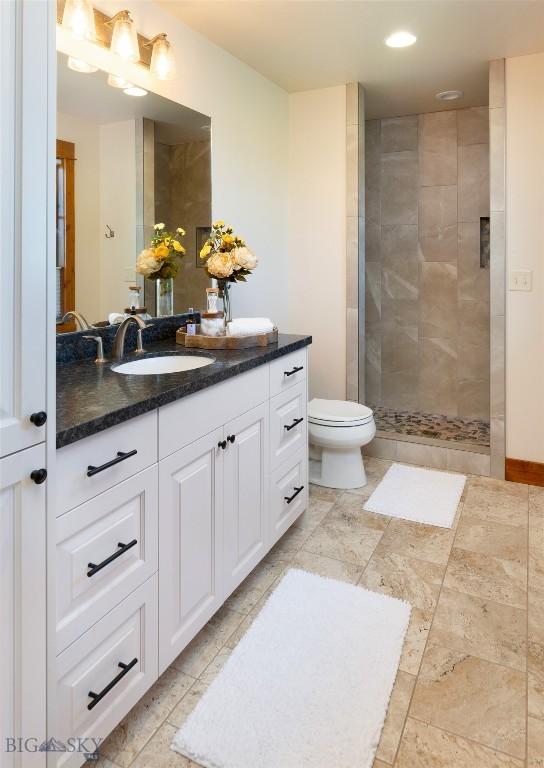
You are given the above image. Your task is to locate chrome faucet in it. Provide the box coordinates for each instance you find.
[111,315,151,360]
[61,310,92,331]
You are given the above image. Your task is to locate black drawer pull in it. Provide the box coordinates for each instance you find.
[284,365,303,377]
[87,539,138,578]
[284,417,304,432]
[284,485,304,504]
[30,468,47,484]
[218,439,227,450]
[87,450,137,477]
[227,434,235,444]
[87,658,138,711]
[30,411,47,427]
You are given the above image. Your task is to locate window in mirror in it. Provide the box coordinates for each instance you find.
[56,139,76,332]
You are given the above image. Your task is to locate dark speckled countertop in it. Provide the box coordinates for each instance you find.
[56,334,312,449]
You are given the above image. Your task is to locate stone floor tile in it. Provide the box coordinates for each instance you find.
[528,716,544,768]
[359,547,443,612]
[223,559,284,614]
[378,518,455,565]
[396,718,525,767]
[309,484,341,503]
[293,498,334,531]
[529,641,544,720]
[167,648,232,729]
[429,587,526,670]
[455,515,528,562]
[376,671,416,763]
[131,722,197,768]
[291,549,364,583]
[443,547,527,609]
[100,666,195,767]
[410,643,526,758]
[463,475,528,527]
[398,607,434,676]
[302,510,384,566]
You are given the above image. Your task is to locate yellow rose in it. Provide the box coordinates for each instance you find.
[212,220,225,228]
[207,252,234,279]
[176,227,186,236]
[200,244,212,259]
[222,234,235,246]
[154,244,170,260]
[172,240,185,253]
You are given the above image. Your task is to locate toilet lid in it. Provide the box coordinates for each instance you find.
[308,398,374,425]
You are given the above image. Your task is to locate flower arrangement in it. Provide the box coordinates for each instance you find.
[136,223,186,281]
[199,221,258,283]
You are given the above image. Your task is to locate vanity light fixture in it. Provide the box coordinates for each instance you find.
[123,85,148,97]
[435,89,464,101]
[385,31,417,48]
[107,10,140,63]
[145,33,175,80]
[67,56,98,73]
[62,0,96,41]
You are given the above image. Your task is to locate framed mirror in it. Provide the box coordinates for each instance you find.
[56,52,212,332]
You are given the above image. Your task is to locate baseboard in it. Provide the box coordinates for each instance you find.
[505,458,544,487]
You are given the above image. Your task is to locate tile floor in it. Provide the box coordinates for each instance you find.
[88,458,543,768]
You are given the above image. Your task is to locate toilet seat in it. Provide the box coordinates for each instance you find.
[308,398,374,427]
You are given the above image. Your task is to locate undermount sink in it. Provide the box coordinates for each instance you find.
[113,355,215,376]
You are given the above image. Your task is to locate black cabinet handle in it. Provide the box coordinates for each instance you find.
[284,365,303,377]
[284,417,304,432]
[87,450,137,477]
[218,439,227,450]
[227,434,236,444]
[30,411,47,427]
[87,540,138,578]
[284,485,304,504]
[30,468,47,484]
[87,658,138,711]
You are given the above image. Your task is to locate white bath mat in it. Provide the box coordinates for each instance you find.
[364,462,466,528]
[172,569,411,768]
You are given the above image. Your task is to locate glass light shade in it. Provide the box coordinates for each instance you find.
[150,36,175,80]
[67,57,98,73]
[107,73,133,89]
[110,13,140,62]
[385,31,417,48]
[62,0,96,41]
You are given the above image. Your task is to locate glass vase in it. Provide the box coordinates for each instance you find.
[155,277,173,317]
[218,281,232,324]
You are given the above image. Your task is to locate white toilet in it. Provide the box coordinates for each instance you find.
[308,399,376,489]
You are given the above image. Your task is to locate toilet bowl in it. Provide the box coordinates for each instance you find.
[308,399,376,489]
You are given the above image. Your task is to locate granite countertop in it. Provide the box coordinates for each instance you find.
[56,334,312,449]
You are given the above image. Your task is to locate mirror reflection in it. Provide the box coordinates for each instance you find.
[56,52,212,332]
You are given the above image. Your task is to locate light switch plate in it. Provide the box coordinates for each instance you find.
[508,270,533,291]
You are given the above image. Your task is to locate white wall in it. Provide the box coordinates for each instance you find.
[505,52,544,463]
[98,120,137,319]
[288,86,347,400]
[56,112,101,321]
[57,0,289,327]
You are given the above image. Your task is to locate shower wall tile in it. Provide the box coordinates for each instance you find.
[365,261,381,323]
[365,321,381,406]
[381,116,418,153]
[382,324,419,375]
[458,379,490,420]
[366,220,380,262]
[418,185,458,262]
[382,259,419,301]
[420,262,458,339]
[381,225,419,264]
[382,371,419,411]
[457,299,490,381]
[419,111,458,187]
[346,215,359,309]
[458,222,490,303]
[381,151,418,225]
[458,143,490,222]
[457,107,489,146]
[381,295,419,329]
[419,338,458,416]
[489,107,506,212]
[365,119,381,226]
[490,211,505,316]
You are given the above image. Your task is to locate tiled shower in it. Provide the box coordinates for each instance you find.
[364,107,490,448]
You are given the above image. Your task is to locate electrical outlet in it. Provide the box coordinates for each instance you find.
[508,270,533,291]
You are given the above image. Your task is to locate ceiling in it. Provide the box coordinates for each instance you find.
[158,0,544,118]
[57,52,210,142]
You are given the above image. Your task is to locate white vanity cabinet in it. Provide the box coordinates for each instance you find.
[54,347,308,765]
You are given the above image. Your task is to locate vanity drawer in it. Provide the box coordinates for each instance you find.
[270,381,307,469]
[269,348,307,397]
[55,575,158,768]
[56,410,158,516]
[159,364,269,459]
[269,451,308,547]
[56,465,159,654]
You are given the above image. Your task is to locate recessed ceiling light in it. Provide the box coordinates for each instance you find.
[108,73,133,89]
[435,90,464,101]
[385,31,416,48]
[123,86,147,97]
[67,56,98,73]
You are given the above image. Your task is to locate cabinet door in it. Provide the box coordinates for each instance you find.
[223,403,268,597]
[0,0,49,458]
[0,445,46,766]
[158,429,223,673]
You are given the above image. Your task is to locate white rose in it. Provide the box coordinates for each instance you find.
[154,222,165,231]
[233,246,258,271]
[136,248,160,276]
[207,252,234,279]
